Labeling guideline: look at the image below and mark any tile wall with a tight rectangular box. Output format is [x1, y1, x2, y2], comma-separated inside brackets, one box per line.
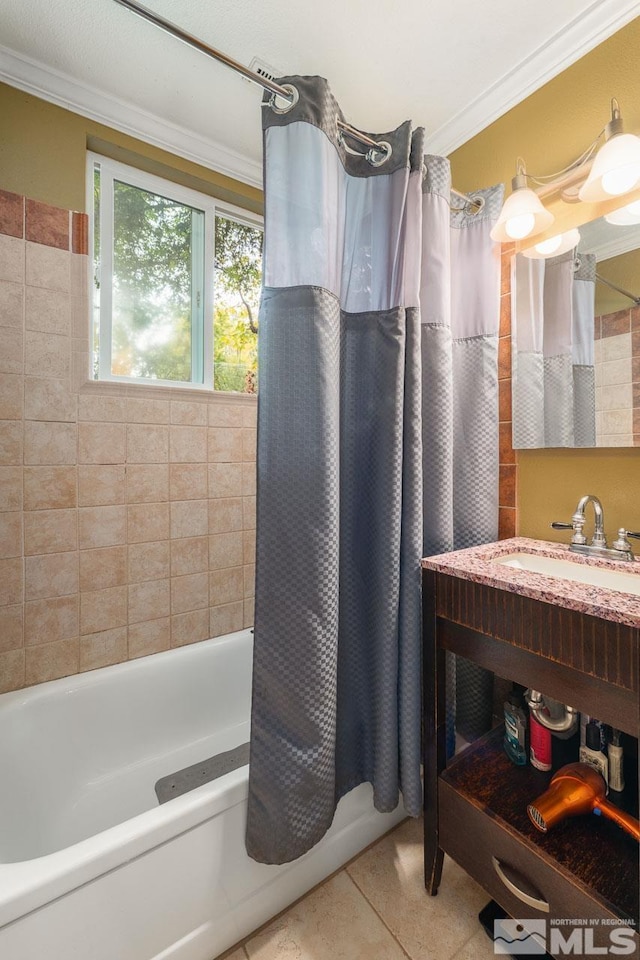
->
[0, 189, 256, 692]
[498, 244, 517, 539]
[593, 306, 640, 446]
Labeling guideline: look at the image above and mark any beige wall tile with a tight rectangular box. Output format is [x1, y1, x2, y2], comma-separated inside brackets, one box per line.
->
[25, 637, 78, 685]
[0, 420, 23, 465]
[208, 427, 243, 462]
[127, 502, 170, 543]
[209, 601, 243, 638]
[209, 497, 243, 534]
[0, 604, 23, 651]
[243, 496, 256, 530]
[25, 595, 78, 646]
[25, 286, 69, 335]
[242, 403, 257, 428]
[0, 237, 25, 285]
[208, 462, 243, 499]
[128, 578, 170, 624]
[80, 545, 127, 591]
[171, 571, 209, 615]
[602, 332, 632, 363]
[24, 508, 76, 556]
[0, 466, 23, 511]
[209, 531, 244, 570]
[127, 423, 169, 463]
[601, 357, 632, 387]
[24, 466, 77, 510]
[243, 597, 254, 628]
[78, 394, 127, 421]
[78, 464, 125, 506]
[25, 331, 69, 379]
[24, 377, 76, 421]
[602, 408, 633, 435]
[209, 567, 243, 605]
[169, 462, 208, 501]
[126, 397, 169, 423]
[128, 617, 170, 659]
[72, 349, 90, 392]
[0, 556, 23, 605]
[171, 608, 209, 647]
[127, 540, 169, 583]
[170, 400, 208, 425]
[24, 421, 76, 464]
[0, 325, 23, 375]
[0, 280, 24, 328]
[26, 242, 70, 292]
[0, 648, 25, 692]
[71, 296, 89, 339]
[78, 422, 126, 464]
[0, 374, 23, 419]
[25, 551, 77, 600]
[169, 425, 207, 463]
[0, 511, 22, 558]
[600, 383, 632, 411]
[80, 585, 127, 634]
[242, 428, 257, 462]
[244, 564, 255, 599]
[80, 626, 127, 671]
[70, 253, 88, 299]
[78, 504, 126, 549]
[243, 529, 256, 565]
[170, 536, 208, 577]
[242, 461, 256, 497]
[170, 499, 208, 540]
[208, 404, 244, 428]
[126, 463, 169, 503]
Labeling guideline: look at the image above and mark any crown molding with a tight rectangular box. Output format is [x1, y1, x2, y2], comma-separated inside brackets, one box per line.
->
[425, 0, 640, 157]
[1, 0, 639, 186]
[0, 44, 264, 189]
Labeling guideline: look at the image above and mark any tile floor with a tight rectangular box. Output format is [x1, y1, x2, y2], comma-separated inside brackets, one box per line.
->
[218, 817, 497, 960]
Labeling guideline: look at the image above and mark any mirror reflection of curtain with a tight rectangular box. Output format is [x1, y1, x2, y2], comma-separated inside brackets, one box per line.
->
[512, 251, 596, 448]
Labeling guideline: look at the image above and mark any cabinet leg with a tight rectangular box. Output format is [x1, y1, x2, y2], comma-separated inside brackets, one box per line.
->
[425, 841, 444, 895]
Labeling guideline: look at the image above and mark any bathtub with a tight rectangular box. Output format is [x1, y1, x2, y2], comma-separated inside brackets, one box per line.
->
[0, 629, 405, 960]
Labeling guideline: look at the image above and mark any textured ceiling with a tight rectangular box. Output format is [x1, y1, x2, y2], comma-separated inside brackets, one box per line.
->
[1, 0, 639, 183]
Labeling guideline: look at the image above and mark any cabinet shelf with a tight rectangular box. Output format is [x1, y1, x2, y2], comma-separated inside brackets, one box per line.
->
[441, 726, 639, 922]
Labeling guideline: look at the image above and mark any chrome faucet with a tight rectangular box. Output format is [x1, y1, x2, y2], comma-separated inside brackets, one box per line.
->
[552, 494, 640, 562]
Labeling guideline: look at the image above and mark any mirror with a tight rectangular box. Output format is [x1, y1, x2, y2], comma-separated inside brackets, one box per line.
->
[511, 212, 640, 449]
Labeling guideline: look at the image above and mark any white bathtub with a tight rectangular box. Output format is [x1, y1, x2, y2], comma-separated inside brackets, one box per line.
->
[0, 630, 404, 960]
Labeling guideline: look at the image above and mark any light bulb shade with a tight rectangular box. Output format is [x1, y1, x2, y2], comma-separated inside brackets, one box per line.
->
[605, 199, 640, 226]
[490, 185, 554, 243]
[522, 228, 581, 260]
[578, 133, 640, 202]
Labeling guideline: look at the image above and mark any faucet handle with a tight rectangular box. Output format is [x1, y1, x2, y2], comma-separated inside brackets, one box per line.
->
[612, 529, 638, 555]
[626, 530, 640, 540]
[551, 521, 573, 530]
[551, 519, 587, 546]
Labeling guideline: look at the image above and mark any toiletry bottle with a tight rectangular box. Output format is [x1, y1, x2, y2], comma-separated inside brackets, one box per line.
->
[579, 720, 609, 792]
[504, 684, 528, 766]
[607, 729, 625, 793]
[529, 709, 552, 772]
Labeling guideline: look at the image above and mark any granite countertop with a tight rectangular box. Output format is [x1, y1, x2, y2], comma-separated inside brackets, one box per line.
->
[421, 537, 640, 629]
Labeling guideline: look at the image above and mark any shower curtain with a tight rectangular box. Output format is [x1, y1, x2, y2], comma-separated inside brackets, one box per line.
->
[512, 251, 596, 448]
[246, 76, 502, 865]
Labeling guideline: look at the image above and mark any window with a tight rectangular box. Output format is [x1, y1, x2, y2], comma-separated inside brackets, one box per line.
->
[90, 154, 262, 392]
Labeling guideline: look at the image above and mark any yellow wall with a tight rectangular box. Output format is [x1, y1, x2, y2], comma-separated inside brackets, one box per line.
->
[0, 82, 262, 215]
[450, 18, 640, 540]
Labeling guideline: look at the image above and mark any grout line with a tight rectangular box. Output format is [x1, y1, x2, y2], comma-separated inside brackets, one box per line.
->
[344, 869, 414, 960]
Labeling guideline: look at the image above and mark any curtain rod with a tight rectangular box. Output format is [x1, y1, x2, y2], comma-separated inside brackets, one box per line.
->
[595, 272, 640, 306]
[112, 0, 482, 213]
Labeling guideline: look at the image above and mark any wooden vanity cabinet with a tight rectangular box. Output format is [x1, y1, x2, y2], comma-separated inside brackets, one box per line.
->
[423, 569, 640, 943]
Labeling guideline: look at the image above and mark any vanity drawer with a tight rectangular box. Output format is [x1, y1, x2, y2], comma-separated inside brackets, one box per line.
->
[439, 778, 632, 926]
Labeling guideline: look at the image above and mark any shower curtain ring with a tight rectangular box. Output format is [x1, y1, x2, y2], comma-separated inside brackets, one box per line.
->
[367, 141, 392, 167]
[268, 83, 299, 115]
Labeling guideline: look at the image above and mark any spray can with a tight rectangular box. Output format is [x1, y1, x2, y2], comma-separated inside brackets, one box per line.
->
[529, 710, 552, 772]
[504, 684, 528, 766]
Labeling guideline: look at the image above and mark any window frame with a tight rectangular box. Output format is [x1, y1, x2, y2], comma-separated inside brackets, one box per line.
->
[87, 152, 263, 393]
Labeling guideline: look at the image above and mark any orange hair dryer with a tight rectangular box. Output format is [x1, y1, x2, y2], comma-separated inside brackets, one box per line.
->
[527, 763, 640, 841]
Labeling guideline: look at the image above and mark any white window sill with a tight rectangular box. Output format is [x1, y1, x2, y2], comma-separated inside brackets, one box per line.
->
[78, 378, 257, 405]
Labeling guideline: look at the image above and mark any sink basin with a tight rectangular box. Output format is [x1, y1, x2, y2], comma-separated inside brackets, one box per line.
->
[493, 552, 640, 597]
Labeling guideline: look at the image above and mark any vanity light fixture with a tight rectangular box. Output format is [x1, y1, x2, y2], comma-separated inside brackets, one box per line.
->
[489, 159, 554, 242]
[492, 99, 640, 245]
[521, 228, 581, 260]
[604, 198, 640, 226]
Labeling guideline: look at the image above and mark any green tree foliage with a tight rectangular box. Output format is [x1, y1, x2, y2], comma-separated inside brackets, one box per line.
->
[213, 216, 261, 392]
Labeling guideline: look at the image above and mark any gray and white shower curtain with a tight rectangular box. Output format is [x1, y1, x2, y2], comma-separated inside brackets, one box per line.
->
[512, 251, 596, 448]
[246, 76, 502, 865]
